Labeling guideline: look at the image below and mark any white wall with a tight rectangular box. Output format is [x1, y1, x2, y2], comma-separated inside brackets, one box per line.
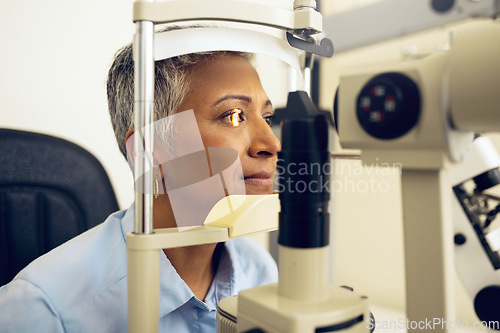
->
[0, 0, 137, 209]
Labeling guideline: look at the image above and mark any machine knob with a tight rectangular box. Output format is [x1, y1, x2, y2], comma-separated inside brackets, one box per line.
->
[474, 285, 500, 330]
[356, 72, 420, 140]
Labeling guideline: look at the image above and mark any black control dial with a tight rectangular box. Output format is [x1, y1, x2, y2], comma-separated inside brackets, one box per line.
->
[356, 72, 421, 140]
[474, 285, 500, 329]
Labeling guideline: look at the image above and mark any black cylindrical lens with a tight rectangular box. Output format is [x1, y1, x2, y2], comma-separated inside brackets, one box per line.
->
[277, 91, 330, 248]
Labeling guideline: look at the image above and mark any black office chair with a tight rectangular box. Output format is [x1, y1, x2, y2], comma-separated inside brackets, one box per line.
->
[0, 129, 119, 286]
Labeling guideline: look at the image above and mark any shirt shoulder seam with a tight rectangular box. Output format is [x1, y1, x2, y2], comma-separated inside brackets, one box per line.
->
[14, 277, 66, 332]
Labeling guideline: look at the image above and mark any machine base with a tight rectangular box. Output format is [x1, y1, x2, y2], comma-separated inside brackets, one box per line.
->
[217, 283, 370, 333]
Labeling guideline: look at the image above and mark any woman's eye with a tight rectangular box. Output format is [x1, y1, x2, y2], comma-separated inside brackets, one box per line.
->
[264, 115, 274, 127]
[227, 108, 244, 127]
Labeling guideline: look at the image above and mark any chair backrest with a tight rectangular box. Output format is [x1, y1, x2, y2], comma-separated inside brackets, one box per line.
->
[0, 129, 119, 285]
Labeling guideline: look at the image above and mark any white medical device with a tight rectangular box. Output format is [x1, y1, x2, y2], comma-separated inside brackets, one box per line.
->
[331, 1, 500, 332]
[127, 1, 372, 333]
[451, 136, 500, 327]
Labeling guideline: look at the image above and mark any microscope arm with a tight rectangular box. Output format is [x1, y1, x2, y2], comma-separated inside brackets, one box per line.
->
[324, 0, 500, 53]
[401, 169, 456, 330]
[333, 8, 500, 331]
[132, 0, 322, 33]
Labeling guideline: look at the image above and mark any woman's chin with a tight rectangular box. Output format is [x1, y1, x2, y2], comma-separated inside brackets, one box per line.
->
[243, 183, 274, 195]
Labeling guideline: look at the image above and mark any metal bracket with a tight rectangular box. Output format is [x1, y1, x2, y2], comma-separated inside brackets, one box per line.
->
[286, 32, 334, 58]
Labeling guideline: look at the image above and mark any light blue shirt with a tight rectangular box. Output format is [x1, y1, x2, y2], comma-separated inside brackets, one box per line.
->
[0, 205, 278, 332]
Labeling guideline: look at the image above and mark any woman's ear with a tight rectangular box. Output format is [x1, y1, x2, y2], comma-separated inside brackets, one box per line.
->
[125, 129, 135, 167]
[125, 128, 164, 186]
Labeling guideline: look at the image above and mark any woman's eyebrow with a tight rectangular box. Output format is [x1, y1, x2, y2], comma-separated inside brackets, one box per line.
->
[213, 95, 252, 106]
[213, 94, 273, 109]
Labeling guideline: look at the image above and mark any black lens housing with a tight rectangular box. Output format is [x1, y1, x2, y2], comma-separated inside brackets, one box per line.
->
[276, 91, 330, 248]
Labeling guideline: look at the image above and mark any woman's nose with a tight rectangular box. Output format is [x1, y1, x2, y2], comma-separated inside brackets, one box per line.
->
[248, 118, 281, 158]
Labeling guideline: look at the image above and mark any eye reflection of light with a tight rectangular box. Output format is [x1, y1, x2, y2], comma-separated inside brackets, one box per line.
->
[231, 108, 242, 127]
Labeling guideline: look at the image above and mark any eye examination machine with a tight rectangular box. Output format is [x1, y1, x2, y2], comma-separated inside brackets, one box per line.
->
[126, 0, 500, 332]
[329, 1, 500, 332]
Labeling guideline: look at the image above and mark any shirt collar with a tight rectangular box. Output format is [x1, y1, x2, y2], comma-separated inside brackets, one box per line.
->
[158, 253, 195, 316]
[203, 242, 233, 310]
[119, 202, 136, 237]
[157, 242, 240, 316]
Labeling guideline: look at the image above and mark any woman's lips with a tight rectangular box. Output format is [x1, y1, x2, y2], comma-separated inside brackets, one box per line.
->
[244, 171, 274, 187]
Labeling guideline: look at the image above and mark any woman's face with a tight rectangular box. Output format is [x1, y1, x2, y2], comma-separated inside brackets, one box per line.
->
[176, 54, 281, 195]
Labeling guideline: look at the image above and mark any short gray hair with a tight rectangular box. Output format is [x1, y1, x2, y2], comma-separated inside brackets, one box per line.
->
[107, 38, 252, 159]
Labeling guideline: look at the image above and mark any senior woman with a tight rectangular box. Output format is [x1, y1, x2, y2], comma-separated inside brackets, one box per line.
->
[0, 42, 280, 331]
